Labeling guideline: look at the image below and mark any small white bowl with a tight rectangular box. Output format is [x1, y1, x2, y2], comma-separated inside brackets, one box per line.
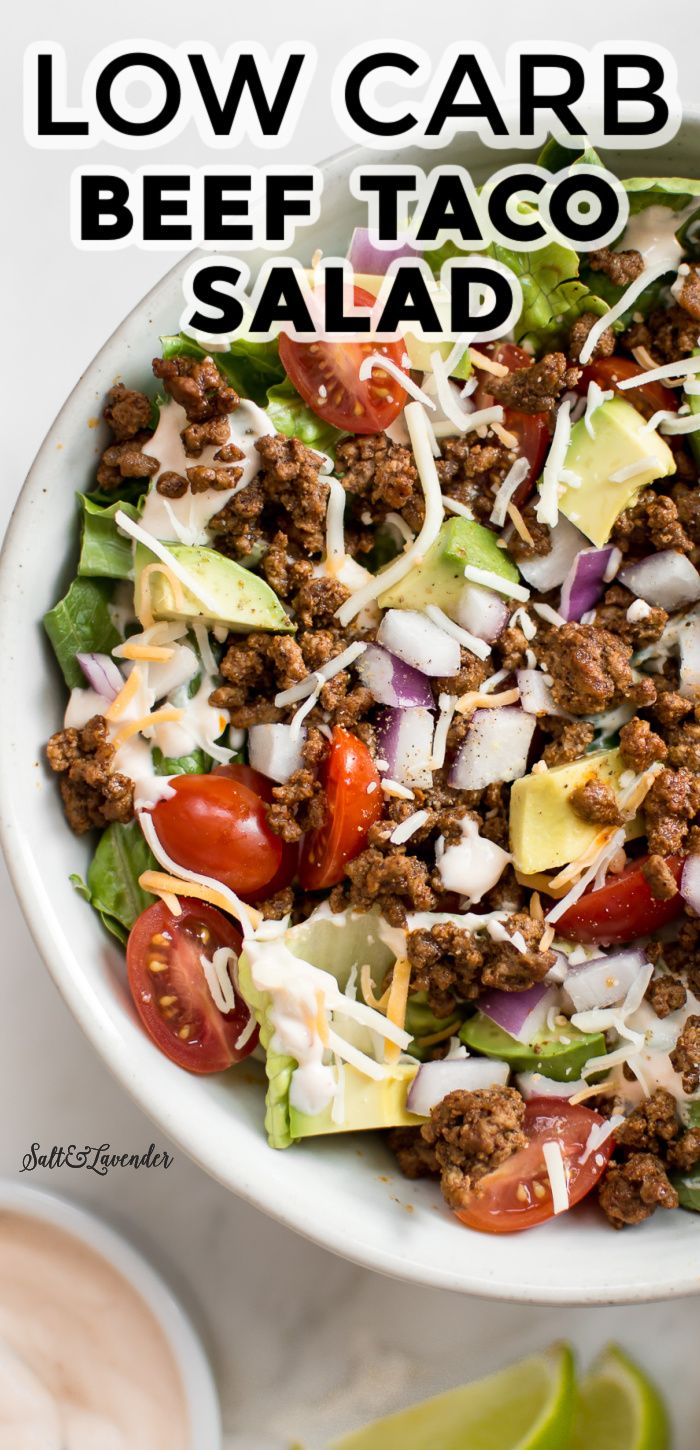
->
[3, 123, 700, 1305]
[0, 1180, 220, 1448]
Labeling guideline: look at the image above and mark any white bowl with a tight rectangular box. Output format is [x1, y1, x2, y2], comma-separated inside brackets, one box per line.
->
[0, 1180, 220, 1447]
[3, 125, 700, 1305]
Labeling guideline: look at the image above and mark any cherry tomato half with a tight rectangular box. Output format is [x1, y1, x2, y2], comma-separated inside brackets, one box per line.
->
[151, 772, 290, 901]
[279, 286, 408, 433]
[474, 342, 551, 507]
[298, 727, 382, 891]
[555, 855, 684, 945]
[213, 762, 299, 899]
[577, 355, 679, 421]
[127, 899, 257, 1074]
[455, 1099, 613, 1234]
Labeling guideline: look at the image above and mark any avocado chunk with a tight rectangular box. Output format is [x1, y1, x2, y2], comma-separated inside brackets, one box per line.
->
[378, 516, 519, 615]
[510, 747, 643, 875]
[289, 1063, 421, 1138]
[134, 541, 293, 633]
[555, 396, 675, 547]
[460, 1013, 605, 1081]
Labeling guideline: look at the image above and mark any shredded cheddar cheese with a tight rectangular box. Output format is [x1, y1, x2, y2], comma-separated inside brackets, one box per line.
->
[384, 957, 411, 1065]
[491, 421, 519, 449]
[116, 641, 176, 663]
[139, 870, 261, 932]
[455, 687, 520, 716]
[136, 562, 187, 628]
[111, 706, 184, 750]
[469, 347, 509, 377]
[360, 963, 390, 1013]
[104, 667, 143, 722]
[506, 501, 535, 545]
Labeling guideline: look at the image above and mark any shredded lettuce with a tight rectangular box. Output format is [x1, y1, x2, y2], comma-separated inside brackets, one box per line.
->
[78, 496, 138, 580]
[72, 820, 156, 943]
[44, 577, 121, 688]
[161, 331, 285, 407]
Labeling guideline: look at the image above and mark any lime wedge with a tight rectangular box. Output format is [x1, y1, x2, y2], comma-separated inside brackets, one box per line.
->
[570, 1346, 669, 1450]
[328, 1344, 574, 1450]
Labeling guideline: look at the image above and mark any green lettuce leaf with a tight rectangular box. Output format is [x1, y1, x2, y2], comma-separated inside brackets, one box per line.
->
[73, 820, 156, 943]
[43, 577, 121, 689]
[152, 745, 210, 776]
[265, 379, 345, 455]
[161, 332, 285, 407]
[427, 226, 608, 352]
[77, 496, 138, 580]
[537, 138, 604, 170]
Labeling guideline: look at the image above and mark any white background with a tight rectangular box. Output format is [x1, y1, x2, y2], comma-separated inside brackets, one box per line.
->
[3, 4, 700, 1444]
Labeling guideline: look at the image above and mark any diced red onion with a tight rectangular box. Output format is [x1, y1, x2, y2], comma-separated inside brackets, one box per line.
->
[449, 707, 535, 791]
[681, 855, 700, 915]
[516, 1072, 586, 1100]
[516, 668, 563, 718]
[559, 546, 615, 622]
[455, 583, 509, 643]
[355, 643, 434, 708]
[478, 983, 557, 1044]
[561, 948, 647, 1014]
[347, 227, 416, 276]
[407, 1057, 509, 1116]
[378, 609, 461, 677]
[76, 651, 123, 701]
[376, 706, 435, 788]
[517, 516, 588, 592]
[679, 615, 700, 697]
[248, 723, 305, 783]
[619, 551, 700, 611]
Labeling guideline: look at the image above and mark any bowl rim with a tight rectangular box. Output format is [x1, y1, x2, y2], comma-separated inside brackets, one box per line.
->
[0, 1178, 221, 1447]
[4, 128, 700, 1307]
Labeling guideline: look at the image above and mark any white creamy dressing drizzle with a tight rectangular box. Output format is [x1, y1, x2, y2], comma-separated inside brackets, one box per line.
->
[0, 1212, 188, 1450]
[607, 993, 700, 1106]
[620, 202, 700, 272]
[434, 816, 511, 905]
[139, 396, 275, 544]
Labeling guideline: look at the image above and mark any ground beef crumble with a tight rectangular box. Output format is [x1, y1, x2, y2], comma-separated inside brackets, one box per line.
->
[599, 1153, 679, 1228]
[46, 716, 134, 834]
[642, 767, 700, 855]
[593, 584, 668, 649]
[588, 247, 644, 285]
[537, 622, 654, 717]
[619, 717, 668, 773]
[623, 305, 700, 367]
[406, 915, 555, 1018]
[570, 777, 623, 826]
[541, 720, 596, 767]
[420, 1087, 527, 1211]
[612, 490, 693, 556]
[670, 1015, 700, 1094]
[489, 352, 580, 415]
[209, 434, 330, 560]
[387, 1127, 439, 1180]
[569, 310, 616, 362]
[641, 854, 680, 900]
[336, 433, 422, 532]
[645, 972, 687, 1018]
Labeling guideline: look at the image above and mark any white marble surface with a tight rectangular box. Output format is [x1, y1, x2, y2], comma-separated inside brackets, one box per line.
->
[4, 3, 700, 1444]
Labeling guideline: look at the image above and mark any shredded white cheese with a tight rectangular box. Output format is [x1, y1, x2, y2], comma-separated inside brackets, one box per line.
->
[424, 604, 491, 660]
[274, 641, 367, 707]
[429, 349, 475, 431]
[430, 692, 458, 769]
[609, 456, 664, 484]
[199, 946, 237, 1014]
[325, 478, 347, 565]
[389, 810, 430, 845]
[546, 827, 626, 926]
[358, 353, 436, 410]
[490, 457, 530, 527]
[532, 602, 566, 627]
[335, 403, 446, 627]
[443, 495, 475, 521]
[578, 263, 674, 365]
[584, 380, 615, 438]
[542, 1140, 569, 1215]
[616, 353, 700, 389]
[463, 566, 530, 603]
[536, 400, 571, 528]
[578, 1116, 625, 1165]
